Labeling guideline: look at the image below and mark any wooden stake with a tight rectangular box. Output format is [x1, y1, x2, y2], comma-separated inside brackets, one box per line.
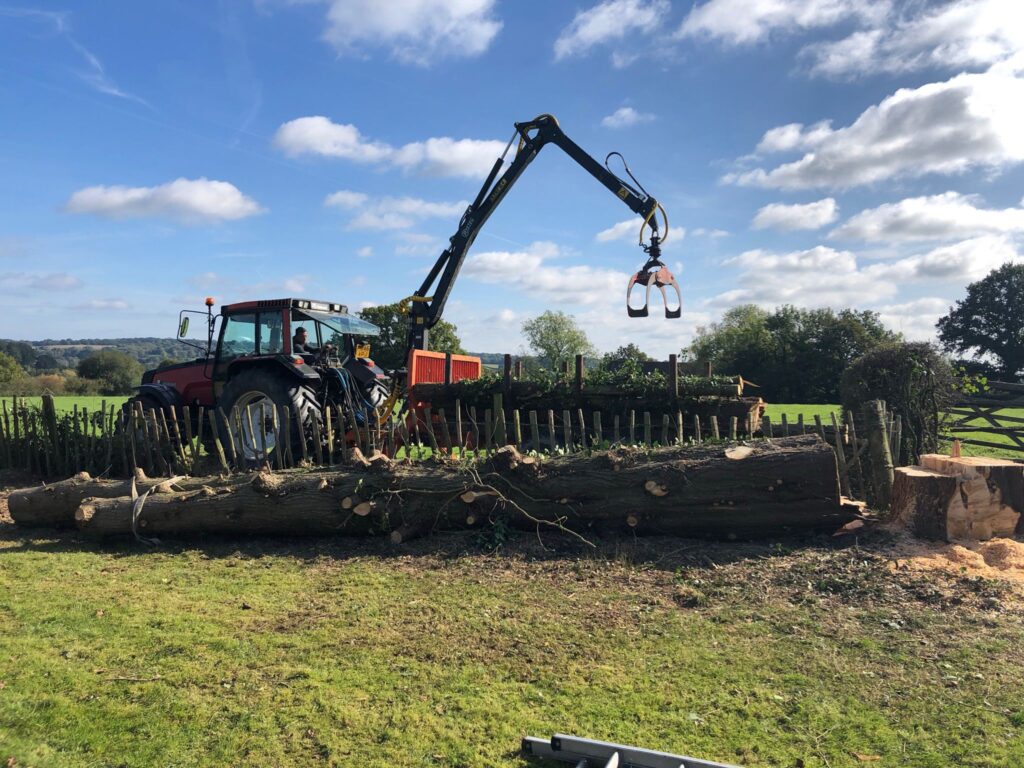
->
[208, 411, 231, 472]
[643, 411, 652, 447]
[762, 415, 773, 439]
[563, 409, 572, 450]
[438, 407, 452, 453]
[730, 416, 738, 440]
[593, 411, 603, 447]
[661, 414, 670, 446]
[455, 399, 463, 454]
[693, 414, 702, 444]
[781, 413, 789, 437]
[529, 410, 540, 453]
[547, 409, 556, 453]
[629, 410, 636, 445]
[677, 410, 684, 445]
[830, 411, 851, 498]
[613, 414, 620, 445]
[513, 409, 523, 448]
[577, 409, 587, 450]
[711, 415, 720, 440]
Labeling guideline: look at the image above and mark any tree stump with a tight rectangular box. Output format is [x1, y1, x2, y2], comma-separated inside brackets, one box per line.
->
[893, 455, 1024, 541]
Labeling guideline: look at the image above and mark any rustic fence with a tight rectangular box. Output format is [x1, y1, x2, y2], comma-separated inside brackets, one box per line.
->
[0, 393, 770, 480]
[945, 381, 1024, 455]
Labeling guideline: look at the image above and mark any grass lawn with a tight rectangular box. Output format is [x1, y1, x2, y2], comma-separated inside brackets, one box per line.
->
[0, 396, 129, 415]
[0, 512, 1021, 768]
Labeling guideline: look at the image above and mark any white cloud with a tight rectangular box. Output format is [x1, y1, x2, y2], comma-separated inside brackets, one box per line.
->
[725, 66, 1024, 189]
[74, 298, 131, 310]
[324, 190, 369, 209]
[803, 0, 1024, 79]
[752, 198, 838, 231]
[831, 191, 1024, 242]
[596, 219, 642, 242]
[1, 8, 149, 106]
[692, 227, 729, 238]
[65, 178, 264, 223]
[273, 117, 393, 163]
[356, 246, 374, 258]
[677, 0, 887, 46]
[755, 120, 833, 154]
[394, 232, 443, 256]
[464, 241, 629, 306]
[870, 235, 1022, 283]
[313, 0, 501, 65]
[274, 116, 503, 179]
[325, 190, 466, 230]
[712, 237, 1021, 311]
[554, 0, 669, 61]
[601, 107, 655, 129]
[873, 297, 952, 341]
[0, 272, 83, 291]
[389, 137, 505, 178]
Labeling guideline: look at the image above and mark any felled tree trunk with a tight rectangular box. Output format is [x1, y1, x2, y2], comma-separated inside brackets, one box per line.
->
[7, 471, 232, 528]
[893, 455, 1024, 541]
[71, 435, 849, 541]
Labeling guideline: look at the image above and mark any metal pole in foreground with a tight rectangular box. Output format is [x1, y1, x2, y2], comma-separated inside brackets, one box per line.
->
[522, 734, 743, 768]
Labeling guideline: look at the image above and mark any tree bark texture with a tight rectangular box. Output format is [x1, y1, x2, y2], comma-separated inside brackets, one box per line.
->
[57, 436, 850, 541]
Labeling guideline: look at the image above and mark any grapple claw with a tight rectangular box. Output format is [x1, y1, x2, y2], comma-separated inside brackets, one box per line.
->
[627, 261, 682, 319]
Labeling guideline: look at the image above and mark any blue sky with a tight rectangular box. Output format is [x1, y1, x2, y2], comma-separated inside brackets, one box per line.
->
[1, 0, 1023, 357]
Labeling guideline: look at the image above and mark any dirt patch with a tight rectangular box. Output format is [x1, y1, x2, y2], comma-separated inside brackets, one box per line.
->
[883, 529, 1024, 588]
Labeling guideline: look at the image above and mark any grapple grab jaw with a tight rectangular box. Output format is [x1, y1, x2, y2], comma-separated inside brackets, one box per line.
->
[626, 256, 682, 319]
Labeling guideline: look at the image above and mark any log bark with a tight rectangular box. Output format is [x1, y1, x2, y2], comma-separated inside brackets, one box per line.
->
[893, 456, 1024, 540]
[70, 436, 849, 541]
[8, 470, 232, 528]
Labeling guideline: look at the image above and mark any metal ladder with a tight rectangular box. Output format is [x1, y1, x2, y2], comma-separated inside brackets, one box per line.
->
[522, 733, 743, 768]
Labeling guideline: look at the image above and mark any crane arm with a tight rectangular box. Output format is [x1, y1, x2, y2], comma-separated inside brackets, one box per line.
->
[403, 114, 676, 354]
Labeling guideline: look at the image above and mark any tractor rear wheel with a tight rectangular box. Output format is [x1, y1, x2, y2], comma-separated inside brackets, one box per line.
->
[217, 367, 322, 466]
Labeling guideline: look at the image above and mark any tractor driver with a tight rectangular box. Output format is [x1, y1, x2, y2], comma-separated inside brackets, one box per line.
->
[292, 326, 320, 355]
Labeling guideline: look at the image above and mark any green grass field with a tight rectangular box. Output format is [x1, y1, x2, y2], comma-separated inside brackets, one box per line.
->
[0, 526, 1021, 768]
[0, 396, 129, 415]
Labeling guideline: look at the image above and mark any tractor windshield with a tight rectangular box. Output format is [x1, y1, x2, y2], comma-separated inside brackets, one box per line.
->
[297, 309, 380, 338]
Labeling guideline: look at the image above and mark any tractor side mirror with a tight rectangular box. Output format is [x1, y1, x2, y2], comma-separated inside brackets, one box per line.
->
[178, 316, 190, 338]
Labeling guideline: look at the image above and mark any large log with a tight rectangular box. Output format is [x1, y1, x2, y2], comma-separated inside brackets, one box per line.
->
[8, 470, 233, 528]
[72, 436, 850, 541]
[893, 455, 1024, 540]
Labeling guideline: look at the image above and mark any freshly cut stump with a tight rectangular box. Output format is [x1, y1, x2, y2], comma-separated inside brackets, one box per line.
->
[893, 455, 1024, 541]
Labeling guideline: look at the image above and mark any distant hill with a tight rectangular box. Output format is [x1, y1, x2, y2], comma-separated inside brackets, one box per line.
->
[2, 338, 189, 371]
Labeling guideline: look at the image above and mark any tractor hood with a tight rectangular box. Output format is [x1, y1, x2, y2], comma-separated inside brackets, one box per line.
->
[297, 308, 380, 337]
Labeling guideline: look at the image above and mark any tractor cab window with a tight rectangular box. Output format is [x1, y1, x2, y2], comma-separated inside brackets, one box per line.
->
[258, 312, 284, 354]
[220, 313, 257, 359]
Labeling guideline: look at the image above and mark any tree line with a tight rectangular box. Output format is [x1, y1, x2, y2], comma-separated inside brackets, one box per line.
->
[1, 264, 1020, 399]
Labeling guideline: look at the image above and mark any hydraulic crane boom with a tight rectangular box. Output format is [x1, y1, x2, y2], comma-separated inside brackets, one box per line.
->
[404, 114, 680, 355]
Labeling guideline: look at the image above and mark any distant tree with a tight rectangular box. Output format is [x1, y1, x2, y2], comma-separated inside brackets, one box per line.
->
[937, 263, 1024, 379]
[0, 340, 36, 368]
[687, 304, 899, 402]
[600, 343, 651, 371]
[0, 351, 25, 389]
[522, 311, 595, 370]
[357, 302, 466, 370]
[33, 353, 60, 371]
[77, 350, 142, 395]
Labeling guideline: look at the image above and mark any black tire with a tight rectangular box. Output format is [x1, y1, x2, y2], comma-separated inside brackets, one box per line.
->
[217, 367, 322, 466]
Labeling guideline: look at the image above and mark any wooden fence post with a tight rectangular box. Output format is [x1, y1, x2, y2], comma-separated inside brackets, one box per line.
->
[862, 399, 895, 509]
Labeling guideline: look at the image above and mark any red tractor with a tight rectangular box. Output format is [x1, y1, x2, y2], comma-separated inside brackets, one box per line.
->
[129, 114, 678, 462]
[134, 297, 394, 463]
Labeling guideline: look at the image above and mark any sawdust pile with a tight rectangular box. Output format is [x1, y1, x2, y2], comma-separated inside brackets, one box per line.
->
[886, 530, 1024, 588]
